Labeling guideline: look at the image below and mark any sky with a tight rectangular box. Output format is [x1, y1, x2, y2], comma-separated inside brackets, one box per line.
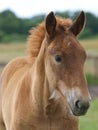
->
[0, 0, 98, 18]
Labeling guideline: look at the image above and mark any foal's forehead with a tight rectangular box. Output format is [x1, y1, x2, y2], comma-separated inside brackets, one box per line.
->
[52, 32, 85, 54]
[47, 30, 86, 61]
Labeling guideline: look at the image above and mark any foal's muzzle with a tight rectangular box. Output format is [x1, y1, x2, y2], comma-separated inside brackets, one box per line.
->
[71, 100, 90, 116]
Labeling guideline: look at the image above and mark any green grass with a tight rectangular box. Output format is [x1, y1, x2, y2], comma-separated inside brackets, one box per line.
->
[81, 38, 98, 50]
[0, 42, 26, 73]
[81, 38, 98, 77]
[80, 99, 98, 130]
[86, 73, 98, 85]
[0, 42, 26, 62]
[81, 38, 98, 49]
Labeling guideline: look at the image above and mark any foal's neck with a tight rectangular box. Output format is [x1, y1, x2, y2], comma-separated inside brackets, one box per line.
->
[30, 40, 46, 114]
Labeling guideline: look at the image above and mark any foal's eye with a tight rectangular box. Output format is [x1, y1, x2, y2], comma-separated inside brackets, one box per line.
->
[55, 55, 62, 63]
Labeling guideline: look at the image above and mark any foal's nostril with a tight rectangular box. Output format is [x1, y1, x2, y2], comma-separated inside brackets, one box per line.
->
[75, 100, 80, 109]
[75, 100, 90, 110]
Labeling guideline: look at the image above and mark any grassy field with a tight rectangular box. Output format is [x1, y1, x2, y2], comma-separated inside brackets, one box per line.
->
[80, 99, 98, 130]
[0, 38, 98, 74]
[0, 42, 26, 62]
[81, 38, 98, 51]
[0, 42, 26, 73]
[81, 38, 98, 76]
[0, 38, 98, 60]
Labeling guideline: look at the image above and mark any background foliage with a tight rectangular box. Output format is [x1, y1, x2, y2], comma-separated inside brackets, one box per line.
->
[0, 10, 98, 42]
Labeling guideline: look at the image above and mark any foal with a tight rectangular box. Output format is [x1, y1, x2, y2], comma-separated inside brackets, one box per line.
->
[0, 11, 91, 130]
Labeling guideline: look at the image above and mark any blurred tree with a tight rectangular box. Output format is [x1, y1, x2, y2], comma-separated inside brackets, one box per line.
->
[86, 12, 98, 34]
[0, 10, 20, 34]
[0, 9, 98, 42]
[55, 11, 70, 18]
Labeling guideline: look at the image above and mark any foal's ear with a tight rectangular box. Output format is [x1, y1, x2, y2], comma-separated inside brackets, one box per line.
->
[46, 12, 56, 37]
[69, 11, 86, 36]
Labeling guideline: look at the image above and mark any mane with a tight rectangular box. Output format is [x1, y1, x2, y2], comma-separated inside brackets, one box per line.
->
[27, 16, 72, 62]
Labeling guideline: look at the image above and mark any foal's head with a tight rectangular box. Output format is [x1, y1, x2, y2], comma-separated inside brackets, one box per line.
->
[44, 11, 91, 116]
